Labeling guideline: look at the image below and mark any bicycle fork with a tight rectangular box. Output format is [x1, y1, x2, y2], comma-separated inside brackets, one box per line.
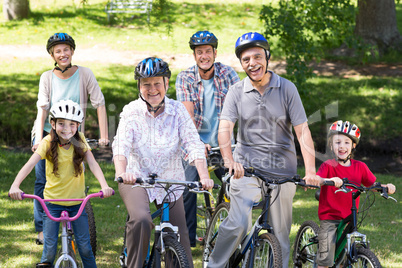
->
[55, 220, 77, 268]
[346, 231, 368, 264]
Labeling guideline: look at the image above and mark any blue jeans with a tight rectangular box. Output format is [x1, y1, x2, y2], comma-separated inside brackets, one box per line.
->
[41, 203, 96, 267]
[33, 133, 48, 232]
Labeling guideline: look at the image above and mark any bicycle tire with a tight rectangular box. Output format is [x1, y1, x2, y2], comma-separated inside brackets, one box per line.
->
[149, 235, 190, 268]
[244, 232, 282, 268]
[293, 220, 320, 268]
[203, 202, 230, 266]
[339, 247, 381, 268]
[85, 200, 97, 257]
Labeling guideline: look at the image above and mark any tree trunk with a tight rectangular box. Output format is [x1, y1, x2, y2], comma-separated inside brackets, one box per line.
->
[3, 0, 30, 21]
[355, 0, 402, 53]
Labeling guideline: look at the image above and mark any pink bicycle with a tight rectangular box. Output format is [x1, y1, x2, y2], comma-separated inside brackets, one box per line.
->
[17, 191, 112, 268]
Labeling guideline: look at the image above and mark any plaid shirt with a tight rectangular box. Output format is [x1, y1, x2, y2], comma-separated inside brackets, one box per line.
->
[175, 62, 240, 131]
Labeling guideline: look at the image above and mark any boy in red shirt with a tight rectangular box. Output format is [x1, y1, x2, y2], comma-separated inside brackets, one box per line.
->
[316, 120, 396, 268]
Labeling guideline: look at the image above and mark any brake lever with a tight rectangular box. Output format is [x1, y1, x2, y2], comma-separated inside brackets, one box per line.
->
[335, 188, 350, 194]
[381, 193, 397, 202]
[131, 184, 154, 189]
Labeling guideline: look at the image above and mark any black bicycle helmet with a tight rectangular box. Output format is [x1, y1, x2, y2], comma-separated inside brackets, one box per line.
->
[189, 31, 218, 50]
[46, 33, 76, 54]
[134, 57, 171, 80]
[235, 32, 270, 59]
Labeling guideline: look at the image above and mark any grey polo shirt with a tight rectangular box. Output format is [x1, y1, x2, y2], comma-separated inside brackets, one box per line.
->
[220, 72, 307, 177]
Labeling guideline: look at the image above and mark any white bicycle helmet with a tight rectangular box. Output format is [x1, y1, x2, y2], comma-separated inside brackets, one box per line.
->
[328, 120, 361, 144]
[49, 100, 84, 123]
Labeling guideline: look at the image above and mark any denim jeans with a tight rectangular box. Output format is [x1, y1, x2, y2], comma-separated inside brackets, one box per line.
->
[33, 132, 48, 233]
[41, 202, 96, 267]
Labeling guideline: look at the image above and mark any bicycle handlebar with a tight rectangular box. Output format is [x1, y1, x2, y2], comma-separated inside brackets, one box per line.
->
[117, 176, 220, 190]
[223, 166, 319, 188]
[17, 191, 114, 222]
[322, 178, 397, 201]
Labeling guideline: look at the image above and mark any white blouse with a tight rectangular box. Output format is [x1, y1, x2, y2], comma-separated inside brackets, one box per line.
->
[112, 97, 205, 204]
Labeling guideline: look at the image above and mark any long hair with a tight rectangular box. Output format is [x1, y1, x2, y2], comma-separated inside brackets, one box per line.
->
[46, 119, 86, 177]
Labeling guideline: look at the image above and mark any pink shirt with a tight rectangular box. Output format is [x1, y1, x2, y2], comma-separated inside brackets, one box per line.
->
[112, 97, 205, 204]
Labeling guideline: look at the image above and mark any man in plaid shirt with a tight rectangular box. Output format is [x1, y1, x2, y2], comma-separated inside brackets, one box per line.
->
[176, 30, 240, 247]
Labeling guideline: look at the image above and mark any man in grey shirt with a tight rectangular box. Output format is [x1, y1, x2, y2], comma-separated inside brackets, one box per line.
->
[207, 32, 319, 268]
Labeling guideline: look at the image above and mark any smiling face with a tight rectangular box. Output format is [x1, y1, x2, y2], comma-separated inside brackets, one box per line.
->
[51, 118, 79, 143]
[139, 76, 168, 106]
[240, 47, 269, 83]
[50, 44, 74, 68]
[193, 45, 216, 71]
[331, 134, 356, 163]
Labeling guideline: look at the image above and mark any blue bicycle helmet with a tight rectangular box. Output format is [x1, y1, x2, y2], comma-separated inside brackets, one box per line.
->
[135, 57, 171, 80]
[47, 33, 76, 53]
[189, 31, 218, 50]
[235, 32, 270, 59]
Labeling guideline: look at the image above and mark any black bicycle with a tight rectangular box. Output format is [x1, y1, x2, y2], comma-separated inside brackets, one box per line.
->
[203, 168, 313, 268]
[293, 178, 397, 268]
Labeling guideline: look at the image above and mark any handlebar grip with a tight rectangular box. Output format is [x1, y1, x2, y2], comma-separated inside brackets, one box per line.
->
[117, 177, 144, 184]
[322, 180, 335, 186]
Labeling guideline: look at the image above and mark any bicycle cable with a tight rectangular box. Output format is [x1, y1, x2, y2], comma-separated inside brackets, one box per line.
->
[357, 190, 376, 229]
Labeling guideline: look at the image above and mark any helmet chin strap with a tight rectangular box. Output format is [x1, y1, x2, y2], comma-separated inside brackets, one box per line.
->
[54, 62, 72, 74]
[337, 148, 356, 164]
[198, 63, 214, 74]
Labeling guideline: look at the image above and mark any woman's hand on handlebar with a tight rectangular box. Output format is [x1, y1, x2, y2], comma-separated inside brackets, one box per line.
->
[200, 176, 214, 190]
[117, 173, 137, 185]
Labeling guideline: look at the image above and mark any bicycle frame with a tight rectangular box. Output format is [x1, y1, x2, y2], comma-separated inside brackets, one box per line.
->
[20, 192, 106, 268]
[229, 172, 307, 268]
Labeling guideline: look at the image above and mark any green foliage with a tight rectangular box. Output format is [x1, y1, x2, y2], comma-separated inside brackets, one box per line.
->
[260, 0, 357, 93]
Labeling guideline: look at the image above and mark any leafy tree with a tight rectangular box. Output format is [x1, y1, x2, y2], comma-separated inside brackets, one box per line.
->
[260, 0, 402, 93]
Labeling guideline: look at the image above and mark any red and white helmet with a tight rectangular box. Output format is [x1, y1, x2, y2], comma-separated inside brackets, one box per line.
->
[328, 120, 361, 144]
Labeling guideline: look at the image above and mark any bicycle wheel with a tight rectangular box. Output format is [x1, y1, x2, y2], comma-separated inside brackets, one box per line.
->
[245, 233, 282, 268]
[340, 247, 381, 268]
[150, 235, 190, 268]
[85, 200, 97, 257]
[293, 220, 320, 268]
[203, 202, 230, 266]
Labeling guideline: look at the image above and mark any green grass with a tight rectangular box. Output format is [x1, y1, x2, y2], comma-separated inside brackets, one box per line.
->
[1, 149, 401, 267]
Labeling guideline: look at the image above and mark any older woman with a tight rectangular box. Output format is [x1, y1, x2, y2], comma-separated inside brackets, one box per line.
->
[112, 57, 214, 268]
